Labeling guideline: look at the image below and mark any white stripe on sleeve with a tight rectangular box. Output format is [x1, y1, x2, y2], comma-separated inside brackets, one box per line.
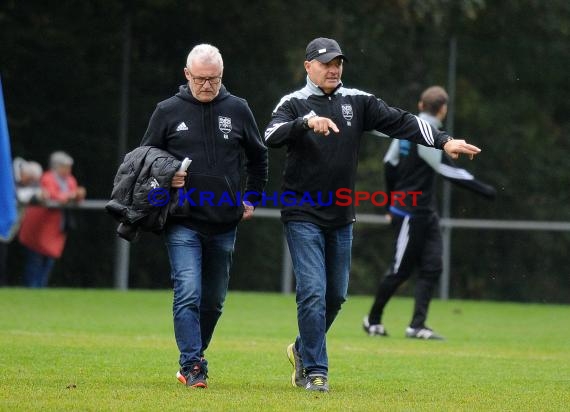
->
[438, 164, 475, 180]
[415, 116, 434, 146]
[264, 122, 287, 141]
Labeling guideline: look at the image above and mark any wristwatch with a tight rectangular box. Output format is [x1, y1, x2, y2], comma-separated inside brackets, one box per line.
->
[441, 136, 454, 149]
[302, 113, 317, 130]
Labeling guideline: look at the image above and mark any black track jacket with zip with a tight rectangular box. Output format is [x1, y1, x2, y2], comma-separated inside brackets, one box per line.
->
[383, 112, 496, 217]
[141, 84, 268, 235]
[264, 76, 453, 228]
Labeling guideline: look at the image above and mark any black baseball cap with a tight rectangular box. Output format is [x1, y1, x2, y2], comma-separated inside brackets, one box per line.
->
[305, 37, 347, 63]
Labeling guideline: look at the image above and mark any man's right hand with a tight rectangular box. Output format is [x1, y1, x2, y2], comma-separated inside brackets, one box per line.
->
[171, 171, 186, 188]
[307, 116, 340, 136]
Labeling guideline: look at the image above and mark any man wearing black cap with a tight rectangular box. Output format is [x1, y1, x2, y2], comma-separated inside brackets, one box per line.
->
[264, 37, 482, 392]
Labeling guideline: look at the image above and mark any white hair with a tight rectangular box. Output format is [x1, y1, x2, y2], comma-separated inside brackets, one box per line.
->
[186, 44, 224, 72]
[13, 157, 43, 183]
[23, 161, 43, 180]
[49, 151, 74, 169]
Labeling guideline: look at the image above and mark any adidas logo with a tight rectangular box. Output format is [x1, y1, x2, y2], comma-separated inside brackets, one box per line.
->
[176, 122, 188, 131]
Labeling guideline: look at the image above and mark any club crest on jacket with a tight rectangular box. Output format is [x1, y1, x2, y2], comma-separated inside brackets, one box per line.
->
[341, 104, 353, 126]
[218, 116, 232, 139]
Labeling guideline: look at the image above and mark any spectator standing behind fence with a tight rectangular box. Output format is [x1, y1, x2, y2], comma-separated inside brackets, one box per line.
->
[0, 158, 44, 286]
[139, 44, 268, 389]
[13, 157, 44, 205]
[264, 38, 483, 392]
[18, 151, 86, 288]
[363, 86, 496, 340]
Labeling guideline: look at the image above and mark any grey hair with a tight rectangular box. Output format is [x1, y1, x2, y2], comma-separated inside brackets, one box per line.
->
[186, 44, 224, 72]
[49, 151, 74, 169]
[13, 157, 43, 182]
[23, 161, 43, 180]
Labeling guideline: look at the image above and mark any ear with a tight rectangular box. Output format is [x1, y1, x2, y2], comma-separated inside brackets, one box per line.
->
[437, 104, 448, 120]
[418, 101, 424, 112]
[183, 67, 192, 82]
[304, 60, 311, 72]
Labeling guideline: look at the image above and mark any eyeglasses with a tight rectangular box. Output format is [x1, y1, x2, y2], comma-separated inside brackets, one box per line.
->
[189, 72, 222, 86]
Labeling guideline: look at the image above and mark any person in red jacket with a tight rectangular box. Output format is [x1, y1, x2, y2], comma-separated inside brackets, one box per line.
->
[18, 151, 86, 287]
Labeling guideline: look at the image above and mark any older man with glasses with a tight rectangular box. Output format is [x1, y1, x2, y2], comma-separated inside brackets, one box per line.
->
[140, 44, 268, 389]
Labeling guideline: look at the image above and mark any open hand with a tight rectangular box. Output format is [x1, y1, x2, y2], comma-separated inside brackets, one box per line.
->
[444, 139, 481, 160]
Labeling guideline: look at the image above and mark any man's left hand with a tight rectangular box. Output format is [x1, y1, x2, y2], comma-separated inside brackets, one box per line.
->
[443, 139, 481, 160]
[242, 202, 255, 221]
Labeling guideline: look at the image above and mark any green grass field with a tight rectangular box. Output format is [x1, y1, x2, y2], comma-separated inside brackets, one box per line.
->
[0, 289, 568, 411]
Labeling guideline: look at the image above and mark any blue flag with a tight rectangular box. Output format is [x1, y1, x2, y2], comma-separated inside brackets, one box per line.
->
[0, 76, 17, 240]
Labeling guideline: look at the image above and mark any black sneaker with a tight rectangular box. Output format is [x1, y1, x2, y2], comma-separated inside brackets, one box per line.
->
[305, 374, 329, 392]
[405, 327, 444, 340]
[286, 343, 306, 387]
[363, 316, 388, 337]
[176, 362, 208, 388]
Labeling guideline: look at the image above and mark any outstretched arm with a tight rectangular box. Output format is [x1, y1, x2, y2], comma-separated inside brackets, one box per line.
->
[418, 145, 496, 199]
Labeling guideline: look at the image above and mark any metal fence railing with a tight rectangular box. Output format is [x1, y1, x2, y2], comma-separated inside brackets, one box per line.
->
[59, 200, 570, 297]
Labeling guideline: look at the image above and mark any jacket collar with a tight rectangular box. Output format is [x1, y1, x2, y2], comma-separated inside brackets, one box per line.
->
[418, 112, 442, 128]
[305, 75, 343, 96]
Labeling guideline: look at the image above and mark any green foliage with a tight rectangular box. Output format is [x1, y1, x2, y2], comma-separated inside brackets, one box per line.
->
[1, 289, 569, 411]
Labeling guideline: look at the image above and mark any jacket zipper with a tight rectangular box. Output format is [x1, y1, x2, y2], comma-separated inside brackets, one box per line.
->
[202, 103, 215, 168]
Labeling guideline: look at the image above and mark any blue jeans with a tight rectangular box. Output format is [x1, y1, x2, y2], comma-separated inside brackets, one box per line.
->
[164, 224, 236, 371]
[284, 221, 353, 376]
[23, 247, 55, 288]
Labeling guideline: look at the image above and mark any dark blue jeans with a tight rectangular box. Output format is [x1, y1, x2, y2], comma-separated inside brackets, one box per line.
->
[23, 247, 55, 288]
[284, 221, 353, 376]
[164, 224, 236, 371]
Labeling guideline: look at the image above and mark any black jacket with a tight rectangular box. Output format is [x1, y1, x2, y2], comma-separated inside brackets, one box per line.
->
[140, 84, 268, 234]
[264, 76, 452, 228]
[384, 112, 496, 216]
[106, 146, 181, 239]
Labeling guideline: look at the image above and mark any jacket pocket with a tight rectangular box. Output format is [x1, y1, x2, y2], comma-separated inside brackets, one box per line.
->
[171, 173, 243, 224]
